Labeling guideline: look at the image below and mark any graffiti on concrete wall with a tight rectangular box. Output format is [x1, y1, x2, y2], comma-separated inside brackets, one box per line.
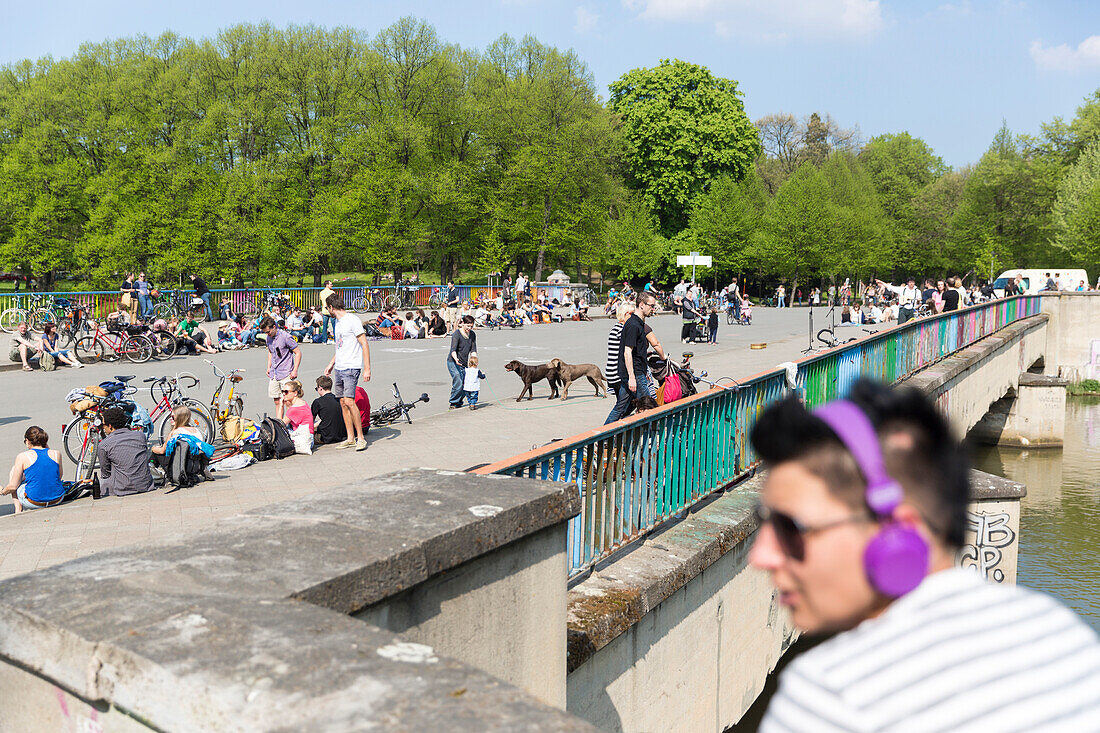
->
[957, 511, 1016, 583]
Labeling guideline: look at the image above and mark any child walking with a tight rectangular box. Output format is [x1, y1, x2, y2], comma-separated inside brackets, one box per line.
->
[707, 307, 719, 344]
[463, 355, 486, 410]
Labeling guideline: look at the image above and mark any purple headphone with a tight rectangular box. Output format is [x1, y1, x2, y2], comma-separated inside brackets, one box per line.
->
[812, 400, 929, 597]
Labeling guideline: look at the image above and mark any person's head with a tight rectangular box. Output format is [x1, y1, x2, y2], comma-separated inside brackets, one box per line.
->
[924, 279, 933, 288]
[468, 354, 479, 368]
[170, 405, 192, 430]
[326, 293, 345, 312]
[24, 426, 49, 448]
[448, 281, 454, 288]
[139, 271, 146, 280]
[748, 380, 969, 635]
[324, 280, 333, 288]
[281, 380, 303, 401]
[405, 311, 414, 320]
[258, 316, 278, 336]
[1045, 272, 1051, 278]
[937, 280, 945, 291]
[234, 315, 245, 327]
[102, 407, 129, 433]
[316, 375, 333, 394]
[189, 273, 197, 281]
[906, 277, 915, 286]
[42, 322, 55, 336]
[460, 315, 474, 330]
[635, 292, 657, 318]
[16, 321, 28, 335]
[430, 310, 440, 320]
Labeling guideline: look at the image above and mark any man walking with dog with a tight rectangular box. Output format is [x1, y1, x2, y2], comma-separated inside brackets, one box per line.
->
[606, 293, 656, 423]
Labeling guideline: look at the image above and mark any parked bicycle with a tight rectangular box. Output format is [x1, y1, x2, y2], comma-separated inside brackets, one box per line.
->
[62, 377, 139, 480]
[427, 287, 445, 309]
[0, 293, 57, 333]
[150, 288, 208, 323]
[143, 373, 216, 444]
[203, 359, 245, 430]
[384, 280, 421, 310]
[370, 383, 430, 426]
[75, 323, 155, 364]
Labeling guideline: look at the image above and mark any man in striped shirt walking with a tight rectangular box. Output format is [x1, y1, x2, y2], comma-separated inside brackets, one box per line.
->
[748, 380, 1099, 732]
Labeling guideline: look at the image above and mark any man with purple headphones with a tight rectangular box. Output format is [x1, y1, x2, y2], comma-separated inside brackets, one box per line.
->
[748, 379, 1099, 731]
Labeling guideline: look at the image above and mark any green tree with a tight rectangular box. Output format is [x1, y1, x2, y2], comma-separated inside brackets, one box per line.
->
[688, 170, 768, 276]
[1052, 142, 1100, 272]
[609, 59, 759, 236]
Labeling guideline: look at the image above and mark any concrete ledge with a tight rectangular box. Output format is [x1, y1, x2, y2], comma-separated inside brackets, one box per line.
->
[567, 477, 763, 673]
[969, 468, 1026, 500]
[1018, 372, 1068, 387]
[899, 314, 1048, 394]
[0, 469, 590, 731]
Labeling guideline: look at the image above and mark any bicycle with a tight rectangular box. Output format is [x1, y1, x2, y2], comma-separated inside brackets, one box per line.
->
[62, 377, 139, 480]
[143, 373, 216, 444]
[151, 289, 208, 323]
[384, 281, 421, 310]
[75, 323, 155, 364]
[370, 383, 430, 426]
[816, 326, 859, 348]
[0, 293, 56, 333]
[203, 359, 245, 431]
[427, 287, 445, 309]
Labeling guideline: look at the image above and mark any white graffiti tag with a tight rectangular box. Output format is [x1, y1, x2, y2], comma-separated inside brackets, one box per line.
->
[957, 511, 1015, 583]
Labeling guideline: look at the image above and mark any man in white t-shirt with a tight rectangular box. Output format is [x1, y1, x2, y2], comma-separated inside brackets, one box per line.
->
[323, 294, 371, 451]
[749, 381, 1100, 732]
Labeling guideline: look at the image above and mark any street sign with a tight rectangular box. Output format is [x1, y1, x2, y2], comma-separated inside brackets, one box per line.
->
[676, 253, 712, 282]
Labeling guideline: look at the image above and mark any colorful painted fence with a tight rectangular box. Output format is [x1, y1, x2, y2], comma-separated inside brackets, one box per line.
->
[0, 285, 505, 321]
[472, 295, 1043, 579]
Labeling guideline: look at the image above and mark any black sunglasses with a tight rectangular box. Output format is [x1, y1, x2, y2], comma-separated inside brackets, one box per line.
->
[754, 504, 868, 561]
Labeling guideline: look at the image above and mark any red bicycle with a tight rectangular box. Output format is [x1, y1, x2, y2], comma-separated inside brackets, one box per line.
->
[76, 324, 154, 364]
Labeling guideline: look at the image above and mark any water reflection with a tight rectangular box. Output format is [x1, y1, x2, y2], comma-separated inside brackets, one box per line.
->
[971, 396, 1100, 630]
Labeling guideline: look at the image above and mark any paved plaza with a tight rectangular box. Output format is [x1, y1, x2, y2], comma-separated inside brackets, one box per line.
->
[0, 306, 842, 578]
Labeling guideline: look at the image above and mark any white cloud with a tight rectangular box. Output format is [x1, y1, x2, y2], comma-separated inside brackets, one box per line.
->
[1030, 36, 1100, 72]
[575, 6, 599, 33]
[624, 0, 884, 39]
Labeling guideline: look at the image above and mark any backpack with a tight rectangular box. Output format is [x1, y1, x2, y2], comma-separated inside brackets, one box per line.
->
[222, 415, 258, 443]
[258, 415, 295, 459]
[167, 441, 209, 488]
[40, 350, 56, 371]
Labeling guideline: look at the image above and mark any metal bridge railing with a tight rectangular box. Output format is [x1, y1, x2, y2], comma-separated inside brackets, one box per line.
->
[472, 295, 1043, 579]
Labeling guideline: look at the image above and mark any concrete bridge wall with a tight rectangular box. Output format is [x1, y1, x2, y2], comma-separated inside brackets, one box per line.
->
[1039, 292, 1100, 381]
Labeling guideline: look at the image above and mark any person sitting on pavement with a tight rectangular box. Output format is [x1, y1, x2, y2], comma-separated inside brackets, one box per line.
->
[98, 407, 157, 496]
[473, 303, 491, 328]
[281, 379, 314, 452]
[354, 386, 372, 435]
[176, 316, 217, 354]
[9, 321, 41, 371]
[2, 426, 65, 512]
[219, 296, 235, 321]
[376, 307, 399, 329]
[216, 322, 244, 350]
[40, 322, 83, 368]
[285, 309, 309, 342]
[311, 375, 347, 446]
[307, 307, 324, 338]
[150, 405, 214, 481]
[403, 311, 424, 339]
[427, 310, 447, 338]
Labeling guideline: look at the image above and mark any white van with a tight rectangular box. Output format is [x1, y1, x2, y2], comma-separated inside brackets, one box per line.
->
[992, 269, 1090, 297]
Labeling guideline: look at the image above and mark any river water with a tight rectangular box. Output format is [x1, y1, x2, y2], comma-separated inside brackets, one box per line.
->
[971, 396, 1100, 631]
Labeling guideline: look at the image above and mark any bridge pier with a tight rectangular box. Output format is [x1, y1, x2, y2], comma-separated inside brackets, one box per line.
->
[970, 373, 1068, 448]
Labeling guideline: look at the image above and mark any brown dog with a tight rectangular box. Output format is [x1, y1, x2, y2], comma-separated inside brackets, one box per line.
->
[547, 358, 607, 400]
[504, 360, 561, 401]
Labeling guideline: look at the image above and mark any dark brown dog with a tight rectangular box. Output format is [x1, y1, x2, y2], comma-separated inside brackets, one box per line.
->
[504, 360, 561, 401]
[547, 358, 607, 400]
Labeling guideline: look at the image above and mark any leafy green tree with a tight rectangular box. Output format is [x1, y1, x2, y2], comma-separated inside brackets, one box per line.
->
[688, 171, 768, 276]
[609, 59, 759, 236]
[755, 163, 833, 294]
[1052, 142, 1100, 272]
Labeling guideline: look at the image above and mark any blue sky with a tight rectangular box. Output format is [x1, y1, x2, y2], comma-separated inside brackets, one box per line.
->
[3, 0, 1099, 166]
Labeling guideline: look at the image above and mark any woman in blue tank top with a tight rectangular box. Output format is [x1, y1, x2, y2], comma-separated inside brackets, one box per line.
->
[3, 426, 65, 513]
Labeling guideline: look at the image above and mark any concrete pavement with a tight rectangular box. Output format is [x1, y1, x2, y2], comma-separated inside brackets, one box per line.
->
[0, 307, 844, 579]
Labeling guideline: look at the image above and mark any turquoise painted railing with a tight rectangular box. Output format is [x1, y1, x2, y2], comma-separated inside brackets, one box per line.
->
[0, 285, 504, 320]
[473, 295, 1043, 578]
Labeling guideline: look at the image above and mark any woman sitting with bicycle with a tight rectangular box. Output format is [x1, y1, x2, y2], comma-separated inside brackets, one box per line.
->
[2, 426, 66, 513]
[151, 406, 215, 482]
[40, 322, 84, 369]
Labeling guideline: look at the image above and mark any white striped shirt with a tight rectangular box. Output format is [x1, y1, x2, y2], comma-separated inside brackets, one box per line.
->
[606, 323, 624, 386]
[761, 568, 1100, 733]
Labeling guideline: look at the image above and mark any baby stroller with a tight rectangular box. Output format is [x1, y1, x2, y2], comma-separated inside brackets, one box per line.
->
[683, 316, 708, 344]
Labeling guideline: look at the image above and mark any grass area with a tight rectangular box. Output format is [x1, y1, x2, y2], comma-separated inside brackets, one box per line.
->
[1068, 378, 1100, 396]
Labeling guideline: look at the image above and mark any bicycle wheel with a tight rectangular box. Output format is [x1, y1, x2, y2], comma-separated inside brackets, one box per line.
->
[122, 335, 154, 363]
[383, 293, 400, 310]
[428, 294, 444, 309]
[181, 398, 216, 443]
[63, 417, 94, 465]
[77, 429, 101, 482]
[151, 331, 178, 359]
[350, 295, 366, 312]
[817, 328, 837, 347]
[188, 306, 207, 324]
[76, 335, 112, 364]
[211, 444, 242, 462]
[151, 303, 173, 320]
[29, 308, 56, 332]
[0, 308, 27, 332]
[228, 396, 244, 419]
[726, 310, 735, 325]
[371, 402, 399, 426]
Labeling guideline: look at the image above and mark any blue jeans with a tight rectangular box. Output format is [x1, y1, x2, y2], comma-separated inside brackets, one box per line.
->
[464, 390, 479, 407]
[604, 371, 650, 424]
[447, 360, 465, 406]
[200, 293, 213, 321]
[777, 296, 785, 308]
[137, 293, 152, 319]
[321, 314, 335, 341]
